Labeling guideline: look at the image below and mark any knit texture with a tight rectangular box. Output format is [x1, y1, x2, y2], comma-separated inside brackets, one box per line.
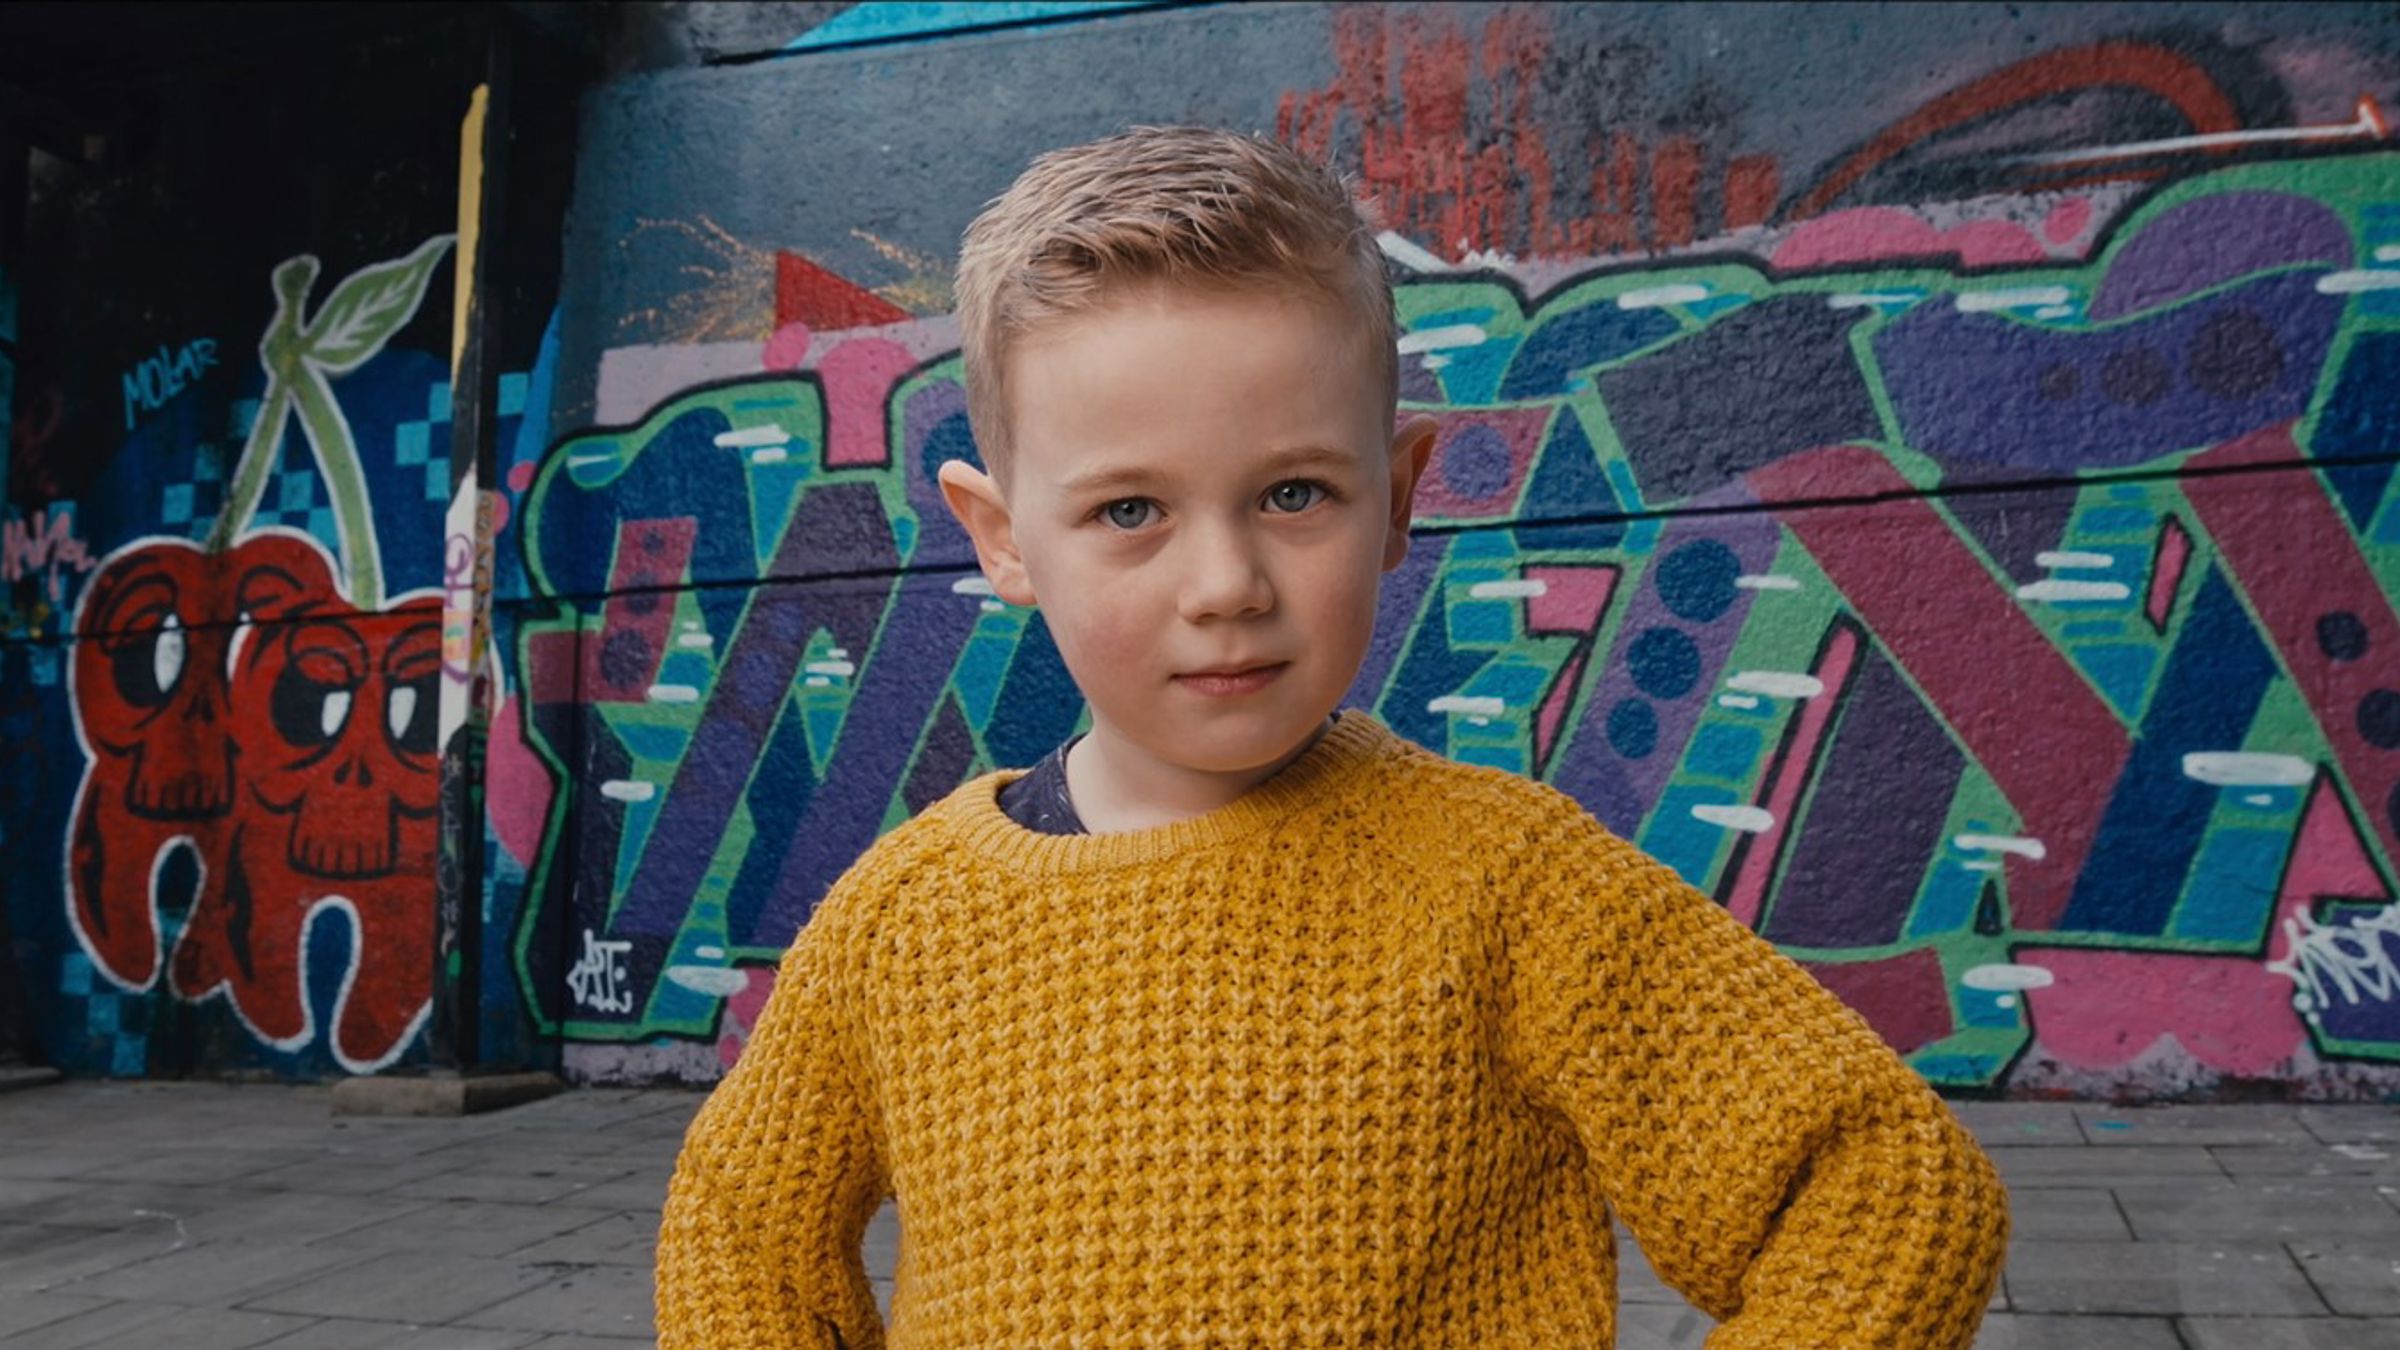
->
[657, 712, 2009, 1348]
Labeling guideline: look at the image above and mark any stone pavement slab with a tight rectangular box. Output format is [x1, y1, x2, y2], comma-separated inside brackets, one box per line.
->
[4, 1084, 2400, 1346]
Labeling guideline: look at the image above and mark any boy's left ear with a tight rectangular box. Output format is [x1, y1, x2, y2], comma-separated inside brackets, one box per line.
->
[1382, 413, 1438, 572]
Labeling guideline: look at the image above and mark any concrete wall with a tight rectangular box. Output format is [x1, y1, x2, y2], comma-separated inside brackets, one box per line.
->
[9, 1, 2400, 1100]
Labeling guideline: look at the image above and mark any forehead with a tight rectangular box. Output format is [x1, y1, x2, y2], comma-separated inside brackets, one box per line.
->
[1003, 284, 1386, 488]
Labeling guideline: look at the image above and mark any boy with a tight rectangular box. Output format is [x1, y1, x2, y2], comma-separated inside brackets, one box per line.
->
[657, 126, 2009, 1348]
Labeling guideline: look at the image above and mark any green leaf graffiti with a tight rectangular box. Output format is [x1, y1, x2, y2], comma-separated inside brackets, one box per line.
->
[208, 236, 456, 607]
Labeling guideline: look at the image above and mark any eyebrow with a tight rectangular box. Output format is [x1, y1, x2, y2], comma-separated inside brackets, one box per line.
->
[1055, 444, 1360, 498]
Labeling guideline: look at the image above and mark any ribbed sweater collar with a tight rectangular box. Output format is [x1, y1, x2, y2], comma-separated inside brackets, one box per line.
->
[935, 711, 1404, 877]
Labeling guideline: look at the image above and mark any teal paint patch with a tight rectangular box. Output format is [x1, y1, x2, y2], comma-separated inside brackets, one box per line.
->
[2072, 643, 2158, 719]
[1912, 1052, 2003, 1082]
[785, 2, 1154, 49]
[1448, 597, 1517, 646]
[1642, 785, 1736, 888]
[1959, 984, 2022, 1029]
[1908, 861, 1983, 939]
[1685, 721, 1764, 781]
[2172, 827, 2294, 944]
[615, 721, 694, 763]
[2078, 506, 2153, 535]
[1432, 335, 1522, 406]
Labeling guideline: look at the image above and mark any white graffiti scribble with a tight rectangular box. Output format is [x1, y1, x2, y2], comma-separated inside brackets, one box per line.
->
[2267, 903, 2400, 1015]
[567, 929, 636, 1014]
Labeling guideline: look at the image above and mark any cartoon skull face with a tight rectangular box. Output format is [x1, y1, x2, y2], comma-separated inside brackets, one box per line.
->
[235, 599, 441, 879]
[73, 536, 336, 820]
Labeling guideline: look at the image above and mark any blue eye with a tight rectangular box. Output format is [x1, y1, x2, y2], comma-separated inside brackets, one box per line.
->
[1102, 499, 1154, 530]
[1266, 480, 1328, 513]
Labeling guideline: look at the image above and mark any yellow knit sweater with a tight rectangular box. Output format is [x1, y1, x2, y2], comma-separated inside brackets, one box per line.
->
[657, 712, 2009, 1348]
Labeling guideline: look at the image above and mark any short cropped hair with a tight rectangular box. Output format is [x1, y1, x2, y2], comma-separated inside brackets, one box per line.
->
[954, 125, 1397, 482]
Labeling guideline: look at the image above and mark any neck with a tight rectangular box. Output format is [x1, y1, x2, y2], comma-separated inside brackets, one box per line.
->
[1065, 715, 1334, 834]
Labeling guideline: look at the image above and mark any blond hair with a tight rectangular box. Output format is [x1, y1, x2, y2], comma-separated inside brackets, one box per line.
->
[954, 125, 1396, 481]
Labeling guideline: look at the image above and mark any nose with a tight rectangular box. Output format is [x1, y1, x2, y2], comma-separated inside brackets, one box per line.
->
[1174, 518, 1275, 624]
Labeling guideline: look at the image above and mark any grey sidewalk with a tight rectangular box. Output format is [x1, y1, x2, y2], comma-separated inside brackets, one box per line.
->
[5, 1085, 2400, 1348]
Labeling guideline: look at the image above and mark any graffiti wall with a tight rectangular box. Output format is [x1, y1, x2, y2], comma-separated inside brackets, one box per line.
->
[0, 15, 574, 1078]
[9, 1, 2400, 1100]
[511, 1, 2400, 1098]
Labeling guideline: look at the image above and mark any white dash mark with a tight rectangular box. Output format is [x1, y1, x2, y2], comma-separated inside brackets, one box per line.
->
[1996, 994, 2019, 1009]
[1376, 231, 1452, 273]
[2034, 305, 2075, 319]
[979, 600, 1005, 613]
[2182, 752, 2314, 787]
[1726, 671, 1825, 699]
[2243, 793, 2277, 807]
[567, 453, 617, 469]
[1962, 860, 2004, 873]
[804, 661, 856, 678]
[1691, 804, 1774, 833]
[676, 632, 714, 649]
[1397, 324, 1488, 355]
[1962, 963, 2056, 992]
[1469, 579, 1549, 599]
[665, 966, 751, 998]
[805, 676, 831, 687]
[2017, 579, 2131, 602]
[2335, 1143, 2392, 1161]
[1956, 286, 2072, 312]
[713, 425, 791, 449]
[646, 684, 699, 704]
[2375, 245, 2400, 264]
[694, 945, 726, 960]
[2037, 550, 2116, 570]
[829, 648, 849, 659]
[1717, 694, 1761, 711]
[1957, 833, 2047, 861]
[951, 576, 996, 596]
[1428, 695, 1507, 718]
[600, 780, 656, 803]
[749, 448, 789, 465]
[1734, 574, 1800, 591]
[1420, 353, 1453, 371]
[1828, 292, 1920, 309]
[2318, 270, 2400, 294]
[1618, 284, 1709, 310]
[680, 619, 702, 630]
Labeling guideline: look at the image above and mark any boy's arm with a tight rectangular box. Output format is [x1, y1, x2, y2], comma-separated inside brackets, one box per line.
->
[1497, 797, 2009, 1349]
[656, 904, 887, 1350]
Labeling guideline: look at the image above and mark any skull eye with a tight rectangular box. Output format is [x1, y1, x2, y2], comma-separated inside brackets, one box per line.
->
[271, 659, 360, 750]
[385, 677, 436, 757]
[107, 613, 184, 709]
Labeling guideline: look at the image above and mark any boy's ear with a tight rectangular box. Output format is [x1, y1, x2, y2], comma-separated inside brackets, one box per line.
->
[1382, 413, 1438, 572]
[935, 458, 1039, 607]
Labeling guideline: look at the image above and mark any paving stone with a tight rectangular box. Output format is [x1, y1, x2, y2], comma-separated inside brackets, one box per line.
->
[67, 1237, 376, 1307]
[422, 1131, 645, 1164]
[2005, 1239, 2325, 1315]
[0, 1150, 130, 1183]
[0, 1299, 183, 1348]
[865, 1203, 899, 1284]
[86, 1149, 316, 1187]
[2005, 1187, 2132, 1240]
[518, 1337, 656, 1348]
[2077, 1105, 2314, 1147]
[2288, 1239, 2400, 1315]
[0, 1222, 202, 1293]
[386, 1164, 636, 1207]
[1, 1303, 319, 1349]
[2213, 1143, 2400, 1179]
[2177, 1316, 2400, 1349]
[242, 1249, 561, 1323]
[1968, 1313, 2183, 1349]
[0, 1182, 253, 1233]
[0, 1291, 112, 1339]
[542, 1173, 670, 1211]
[511, 1211, 660, 1268]
[236, 1152, 480, 1197]
[2115, 1181, 2400, 1242]
[1986, 1145, 2223, 1187]
[258, 1321, 545, 1349]
[2299, 1107, 2400, 1146]
[322, 1200, 618, 1258]
[176, 1188, 436, 1246]
[1947, 1103, 2087, 1147]
[459, 1262, 656, 1339]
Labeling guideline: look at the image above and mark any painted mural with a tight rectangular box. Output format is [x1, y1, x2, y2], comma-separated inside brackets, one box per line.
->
[7, 1, 2400, 1098]
[501, 5, 2400, 1097]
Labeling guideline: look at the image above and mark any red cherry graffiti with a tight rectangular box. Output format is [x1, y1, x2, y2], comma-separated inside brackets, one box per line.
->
[67, 531, 442, 1070]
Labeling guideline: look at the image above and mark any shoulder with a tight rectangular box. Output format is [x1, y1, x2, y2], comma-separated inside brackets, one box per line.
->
[792, 775, 996, 948]
[1366, 738, 1605, 854]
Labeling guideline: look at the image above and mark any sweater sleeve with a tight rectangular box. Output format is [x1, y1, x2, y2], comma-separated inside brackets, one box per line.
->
[656, 898, 889, 1350]
[1496, 796, 2009, 1348]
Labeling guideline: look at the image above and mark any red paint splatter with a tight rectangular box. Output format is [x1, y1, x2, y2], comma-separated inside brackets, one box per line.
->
[2144, 514, 2191, 632]
[774, 252, 908, 332]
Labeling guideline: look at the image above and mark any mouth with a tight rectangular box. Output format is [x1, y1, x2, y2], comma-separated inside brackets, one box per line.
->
[1173, 661, 1289, 695]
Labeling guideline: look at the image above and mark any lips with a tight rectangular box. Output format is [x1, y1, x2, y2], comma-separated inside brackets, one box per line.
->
[1178, 661, 1286, 679]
